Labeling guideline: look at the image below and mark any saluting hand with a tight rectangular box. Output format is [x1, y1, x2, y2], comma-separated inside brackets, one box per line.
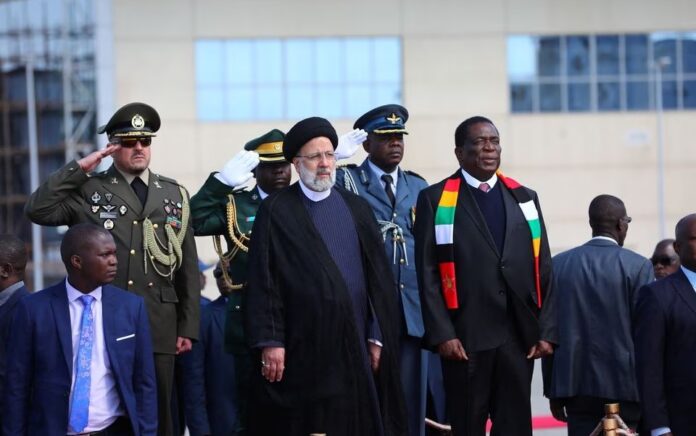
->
[335, 128, 367, 160]
[437, 338, 468, 361]
[261, 346, 285, 383]
[77, 143, 120, 173]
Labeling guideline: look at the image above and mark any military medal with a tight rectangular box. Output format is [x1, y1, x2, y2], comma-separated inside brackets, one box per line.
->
[104, 219, 114, 230]
[163, 199, 170, 204]
[91, 191, 101, 203]
[176, 201, 182, 208]
[91, 205, 100, 213]
[166, 216, 182, 229]
[164, 204, 172, 214]
[119, 205, 128, 215]
[102, 204, 116, 212]
[110, 177, 119, 184]
[105, 192, 113, 202]
[100, 212, 118, 219]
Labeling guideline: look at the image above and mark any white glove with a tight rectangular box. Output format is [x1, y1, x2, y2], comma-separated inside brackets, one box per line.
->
[215, 150, 260, 187]
[335, 128, 367, 160]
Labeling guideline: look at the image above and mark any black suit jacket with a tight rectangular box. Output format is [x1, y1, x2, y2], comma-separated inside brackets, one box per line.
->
[634, 269, 696, 434]
[415, 171, 554, 352]
[0, 284, 30, 405]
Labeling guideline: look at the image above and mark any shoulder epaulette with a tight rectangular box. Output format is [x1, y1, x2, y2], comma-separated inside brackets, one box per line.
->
[154, 173, 178, 185]
[404, 170, 426, 181]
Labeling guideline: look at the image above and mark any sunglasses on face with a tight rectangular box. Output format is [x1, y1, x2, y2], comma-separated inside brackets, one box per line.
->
[651, 256, 677, 267]
[113, 137, 152, 148]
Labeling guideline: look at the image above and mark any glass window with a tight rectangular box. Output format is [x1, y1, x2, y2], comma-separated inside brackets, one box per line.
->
[538, 37, 561, 77]
[597, 82, 620, 111]
[683, 80, 696, 108]
[539, 84, 561, 111]
[626, 81, 650, 110]
[652, 33, 678, 74]
[625, 34, 649, 74]
[195, 37, 402, 120]
[596, 35, 620, 75]
[511, 83, 534, 112]
[567, 83, 590, 111]
[660, 80, 678, 109]
[682, 33, 696, 73]
[508, 36, 538, 81]
[566, 36, 590, 77]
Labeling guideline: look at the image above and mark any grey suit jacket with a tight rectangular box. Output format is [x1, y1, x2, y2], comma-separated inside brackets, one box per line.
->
[543, 238, 654, 400]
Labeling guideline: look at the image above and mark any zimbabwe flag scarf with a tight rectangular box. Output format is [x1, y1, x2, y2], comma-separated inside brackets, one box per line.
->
[434, 170, 543, 310]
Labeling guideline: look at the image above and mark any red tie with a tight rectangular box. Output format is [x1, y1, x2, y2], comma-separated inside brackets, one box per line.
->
[478, 182, 491, 193]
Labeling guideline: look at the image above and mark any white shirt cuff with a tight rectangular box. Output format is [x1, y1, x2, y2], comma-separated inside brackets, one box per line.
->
[652, 427, 671, 436]
[367, 338, 383, 347]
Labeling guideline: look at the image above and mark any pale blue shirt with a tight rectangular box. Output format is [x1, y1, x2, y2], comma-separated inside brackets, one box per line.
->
[65, 280, 124, 434]
[367, 159, 399, 192]
[649, 266, 696, 436]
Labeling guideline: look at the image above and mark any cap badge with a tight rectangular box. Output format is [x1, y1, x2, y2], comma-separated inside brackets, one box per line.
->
[131, 114, 145, 129]
[386, 113, 401, 124]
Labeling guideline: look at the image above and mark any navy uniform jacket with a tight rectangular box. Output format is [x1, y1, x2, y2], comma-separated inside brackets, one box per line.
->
[3, 282, 157, 436]
[180, 296, 237, 436]
[336, 159, 427, 338]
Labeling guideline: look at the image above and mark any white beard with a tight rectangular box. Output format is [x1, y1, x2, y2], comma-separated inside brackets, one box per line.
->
[297, 161, 336, 192]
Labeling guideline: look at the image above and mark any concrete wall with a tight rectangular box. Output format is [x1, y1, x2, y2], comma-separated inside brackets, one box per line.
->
[108, 0, 696, 284]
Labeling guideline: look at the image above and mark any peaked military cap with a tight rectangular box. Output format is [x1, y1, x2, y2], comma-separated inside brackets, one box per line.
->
[244, 129, 287, 163]
[97, 102, 161, 138]
[354, 104, 409, 135]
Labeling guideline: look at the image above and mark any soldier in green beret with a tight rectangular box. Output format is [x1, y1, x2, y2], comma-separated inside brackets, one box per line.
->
[25, 102, 200, 436]
[190, 129, 291, 434]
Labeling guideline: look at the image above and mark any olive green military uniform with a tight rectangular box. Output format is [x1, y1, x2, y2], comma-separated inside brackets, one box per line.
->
[190, 128, 286, 435]
[25, 102, 199, 436]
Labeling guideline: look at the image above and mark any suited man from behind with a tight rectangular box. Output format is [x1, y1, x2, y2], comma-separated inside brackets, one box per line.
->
[3, 223, 157, 436]
[0, 234, 31, 422]
[635, 214, 696, 436]
[543, 195, 654, 434]
[180, 261, 238, 436]
[415, 116, 555, 435]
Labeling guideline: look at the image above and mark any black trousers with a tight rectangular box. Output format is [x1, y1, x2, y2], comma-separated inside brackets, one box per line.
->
[441, 335, 533, 436]
[564, 396, 640, 436]
[154, 353, 175, 436]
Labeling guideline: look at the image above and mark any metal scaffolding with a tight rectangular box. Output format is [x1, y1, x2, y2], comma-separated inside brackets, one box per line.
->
[0, 0, 97, 288]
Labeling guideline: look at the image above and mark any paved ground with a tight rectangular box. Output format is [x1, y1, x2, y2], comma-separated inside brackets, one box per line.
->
[531, 360, 566, 436]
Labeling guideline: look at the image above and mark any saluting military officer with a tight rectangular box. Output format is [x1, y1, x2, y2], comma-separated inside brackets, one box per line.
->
[189, 129, 291, 435]
[25, 102, 200, 436]
[335, 104, 442, 436]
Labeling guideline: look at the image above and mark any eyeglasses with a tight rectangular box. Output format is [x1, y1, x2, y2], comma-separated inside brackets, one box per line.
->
[651, 256, 677, 267]
[296, 151, 336, 163]
[113, 137, 152, 148]
[213, 269, 223, 279]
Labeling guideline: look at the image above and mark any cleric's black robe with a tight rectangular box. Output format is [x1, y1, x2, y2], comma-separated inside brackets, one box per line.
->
[244, 183, 407, 436]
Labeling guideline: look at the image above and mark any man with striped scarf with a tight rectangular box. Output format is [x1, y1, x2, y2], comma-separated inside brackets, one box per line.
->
[414, 116, 556, 435]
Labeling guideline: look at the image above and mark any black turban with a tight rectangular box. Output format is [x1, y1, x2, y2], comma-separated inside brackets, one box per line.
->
[283, 117, 338, 161]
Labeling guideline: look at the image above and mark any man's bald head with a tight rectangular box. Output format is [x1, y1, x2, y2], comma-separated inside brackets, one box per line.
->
[60, 223, 113, 270]
[588, 195, 630, 246]
[0, 234, 27, 288]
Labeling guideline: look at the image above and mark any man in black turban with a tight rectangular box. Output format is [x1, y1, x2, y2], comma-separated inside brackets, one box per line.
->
[244, 117, 407, 436]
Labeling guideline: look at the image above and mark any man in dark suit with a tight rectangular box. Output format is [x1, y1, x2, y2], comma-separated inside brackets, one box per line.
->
[0, 234, 31, 423]
[180, 261, 238, 435]
[415, 116, 555, 435]
[25, 102, 200, 436]
[543, 195, 653, 435]
[650, 238, 681, 280]
[3, 223, 157, 436]
[635, 213, 696, 436]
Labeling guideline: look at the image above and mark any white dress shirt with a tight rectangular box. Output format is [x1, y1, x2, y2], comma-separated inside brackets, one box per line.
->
[461, 168, 498, 191]
[66, 280, 124, 434]
[257, 185, 269, 200]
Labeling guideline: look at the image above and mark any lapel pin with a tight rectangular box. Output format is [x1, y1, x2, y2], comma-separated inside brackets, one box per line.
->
[119, 205, 128, 216]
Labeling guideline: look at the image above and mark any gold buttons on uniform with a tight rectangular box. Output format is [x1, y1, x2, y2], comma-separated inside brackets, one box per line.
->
[148, 282, 154, 288]
[130, 249, 135, 255]
[128, 280, 134, 286]
[153, 223, 158, 229]
[133, 220, 138, 225]
[399, 258, 405, 264]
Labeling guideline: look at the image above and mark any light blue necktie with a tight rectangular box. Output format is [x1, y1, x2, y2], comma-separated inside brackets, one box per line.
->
[69, 294, 95, 432]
